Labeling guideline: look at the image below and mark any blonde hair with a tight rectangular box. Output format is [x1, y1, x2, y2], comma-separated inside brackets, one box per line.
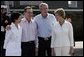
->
[54, 8, 65, 19]
[39, 3, 48, 9]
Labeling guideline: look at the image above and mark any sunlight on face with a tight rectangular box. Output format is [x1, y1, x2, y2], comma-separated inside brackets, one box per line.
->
[39, 4, 48, 17]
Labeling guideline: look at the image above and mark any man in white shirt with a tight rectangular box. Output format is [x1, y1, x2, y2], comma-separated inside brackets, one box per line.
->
[20, 6, 37, 56]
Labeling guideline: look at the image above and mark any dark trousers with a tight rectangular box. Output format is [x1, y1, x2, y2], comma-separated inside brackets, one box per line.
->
[1, 32, 6, 56]
[21, 41, 35, 56]
[38, 37, 51, 56]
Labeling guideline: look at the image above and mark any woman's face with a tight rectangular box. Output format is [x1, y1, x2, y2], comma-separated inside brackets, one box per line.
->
[55, 13, 61, 21]
[15, 17, 20, 24]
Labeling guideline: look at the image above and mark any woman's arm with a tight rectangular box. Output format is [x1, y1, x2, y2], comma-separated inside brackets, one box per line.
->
[68, 23, 74, 47]
[51, 26, 56, 56]
[3, 29, 12, 49]
[68, 23, 74, 55]
[51, 27, 56, 48]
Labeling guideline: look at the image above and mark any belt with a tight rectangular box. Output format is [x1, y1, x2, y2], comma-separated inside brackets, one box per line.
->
[38, 36, 51, 40]
[22, 41, 35, 43]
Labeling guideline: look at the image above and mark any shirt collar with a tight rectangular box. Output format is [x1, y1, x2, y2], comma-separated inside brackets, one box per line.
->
[11, 23, 18, 28]
[41, 13, 49, 19]
[23, 17, 33, 23]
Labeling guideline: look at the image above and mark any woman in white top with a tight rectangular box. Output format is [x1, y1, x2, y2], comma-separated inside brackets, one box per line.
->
[3, 12, 22, 56]
[51, 8, 74, 56]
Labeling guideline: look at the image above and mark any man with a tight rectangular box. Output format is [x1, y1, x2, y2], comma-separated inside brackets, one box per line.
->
[20, 6, 37, 56]
[34, 3, 57, 56]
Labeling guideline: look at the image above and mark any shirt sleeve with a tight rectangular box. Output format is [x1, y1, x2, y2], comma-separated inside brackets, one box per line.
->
[34, 21, 38, 48]
[3, 29, 12, 49]
[68, 23, 74, 47]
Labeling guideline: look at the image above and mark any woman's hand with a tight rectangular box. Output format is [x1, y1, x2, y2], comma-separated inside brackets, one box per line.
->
[69, 46, 74, 56]
[51, 48, 55, 56]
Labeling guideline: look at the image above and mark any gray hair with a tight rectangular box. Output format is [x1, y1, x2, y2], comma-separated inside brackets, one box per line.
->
[39, 3, 48, 9]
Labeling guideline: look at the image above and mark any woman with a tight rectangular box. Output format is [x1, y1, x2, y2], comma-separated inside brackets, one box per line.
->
[3, 12, 22, 56]
[51, 8, 74, 56]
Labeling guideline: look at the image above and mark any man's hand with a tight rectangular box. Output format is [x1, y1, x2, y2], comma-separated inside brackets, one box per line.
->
[5, 25, 11, 31]
[5, 20, 8, 24]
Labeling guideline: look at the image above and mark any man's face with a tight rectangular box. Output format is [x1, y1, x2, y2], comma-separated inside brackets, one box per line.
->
[24, 9, 33, 20]
[40, 5, 48, 17]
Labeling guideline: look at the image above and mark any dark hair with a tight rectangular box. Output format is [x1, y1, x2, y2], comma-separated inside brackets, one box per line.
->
[24, 6, 32, 12]
[11, 12, 20, 22]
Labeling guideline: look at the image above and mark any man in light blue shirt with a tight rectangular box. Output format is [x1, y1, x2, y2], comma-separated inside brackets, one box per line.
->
[34, 3, 56, 56]
[34, 13, 56, 38]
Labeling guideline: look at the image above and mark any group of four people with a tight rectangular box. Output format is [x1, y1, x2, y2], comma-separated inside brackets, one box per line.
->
[3, 3, 74, 56]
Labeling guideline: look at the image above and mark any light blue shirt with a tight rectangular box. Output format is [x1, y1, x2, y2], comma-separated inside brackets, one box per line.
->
[34, 13, 57, 38]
